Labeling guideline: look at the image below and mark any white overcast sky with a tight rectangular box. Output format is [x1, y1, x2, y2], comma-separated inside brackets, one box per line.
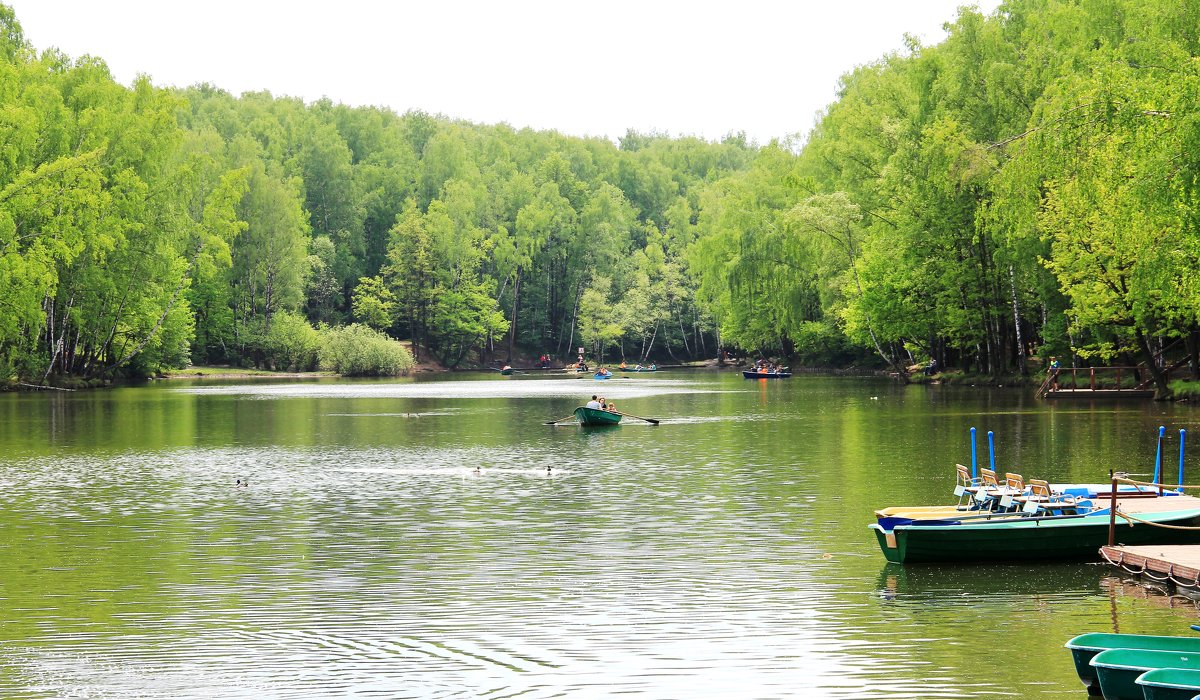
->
[7, 1, 1002, 144]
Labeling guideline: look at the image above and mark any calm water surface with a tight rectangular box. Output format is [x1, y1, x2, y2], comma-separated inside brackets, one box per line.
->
[1, 370, 1198, 699]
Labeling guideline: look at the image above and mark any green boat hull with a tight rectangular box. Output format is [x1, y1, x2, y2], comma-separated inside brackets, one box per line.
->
[870, 509, 1200, 564]
[574, 406, 622, 426]
[1138, 668, 1200, 700]
[1092, 649, 1200, 700]
[1066, 634, 1200, 695]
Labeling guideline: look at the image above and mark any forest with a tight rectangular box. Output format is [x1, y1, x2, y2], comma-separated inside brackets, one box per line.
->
[2, 0, 1200, 395]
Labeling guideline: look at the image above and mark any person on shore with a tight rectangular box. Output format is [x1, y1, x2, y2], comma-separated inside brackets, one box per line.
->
[586, 395, 601, 409]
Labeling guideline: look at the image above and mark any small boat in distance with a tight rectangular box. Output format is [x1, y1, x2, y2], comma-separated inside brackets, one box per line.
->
[499, 365, 513, 375]
[574, 406, 621, 426]
[743, 370, 791, 379]
[594, 369, 612, 380]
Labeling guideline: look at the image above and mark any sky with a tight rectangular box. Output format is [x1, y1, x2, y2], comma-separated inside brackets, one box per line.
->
[7, 0, 1003, 144]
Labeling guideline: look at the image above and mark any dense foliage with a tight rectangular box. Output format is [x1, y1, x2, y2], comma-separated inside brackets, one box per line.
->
[4, 1, 1200, 394]
[694, 0, 1200, 396]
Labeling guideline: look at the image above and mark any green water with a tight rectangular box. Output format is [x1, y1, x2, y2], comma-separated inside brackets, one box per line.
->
[0, 370, 1197, 698]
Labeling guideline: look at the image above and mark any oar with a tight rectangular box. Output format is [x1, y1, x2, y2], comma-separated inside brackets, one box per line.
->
[615, 411, 660, 425]
[544, 414, 578, 425]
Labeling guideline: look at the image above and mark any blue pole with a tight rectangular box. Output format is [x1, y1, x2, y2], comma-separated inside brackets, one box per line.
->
[1153, 425, 1165, 486]
[988, 431, 996, 473]
[1180, 429, 1187, 491]
[970, 427, 977, 478]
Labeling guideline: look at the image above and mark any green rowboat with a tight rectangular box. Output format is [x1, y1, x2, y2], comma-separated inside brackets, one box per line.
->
[574, 406, 622, 426]
[1090, 649, 1200, 700]
[1066, 634, 1200, 695]
[1138, 668, 1200, 700]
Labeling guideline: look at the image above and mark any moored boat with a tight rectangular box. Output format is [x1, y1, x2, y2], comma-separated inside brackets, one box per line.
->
[1090, 648, 1200, 700]
[1066, 633, 1200, 695]
[573, 406, 621, 426]
[870, 496, 1200, 564]
[1137, 668, 1200, 700]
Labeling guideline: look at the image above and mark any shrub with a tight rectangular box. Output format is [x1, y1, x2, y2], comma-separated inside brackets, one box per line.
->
[318, 324, 414, 376]
[262, 311, 321, 371]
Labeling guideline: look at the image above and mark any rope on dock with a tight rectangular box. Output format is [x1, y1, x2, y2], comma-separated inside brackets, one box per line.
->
[1102, 548, 1146, 574]
[1170, 568, 1200, 589]
[1114, 511, 1200, 530]
[1115, 477, 1200, 490]
[1142, 563, 1174, 582]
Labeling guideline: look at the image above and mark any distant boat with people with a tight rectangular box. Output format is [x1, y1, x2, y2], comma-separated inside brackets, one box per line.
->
[743, 369, 791, 379]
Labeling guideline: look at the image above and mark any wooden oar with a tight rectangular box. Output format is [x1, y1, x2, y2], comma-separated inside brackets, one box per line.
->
[615, 411, 660, 425]
[544, 414, 578, 425]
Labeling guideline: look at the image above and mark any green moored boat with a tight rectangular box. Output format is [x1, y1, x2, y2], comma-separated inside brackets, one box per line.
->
[1138, 668, 1200, 700]
[1090, 648, 1200, 700]
[574, 406, 621, 426]
[1067, 634, 1200, 695]
[870, 505, 1200, 564]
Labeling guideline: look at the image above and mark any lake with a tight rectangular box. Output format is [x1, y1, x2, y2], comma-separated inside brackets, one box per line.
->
[0, 369, 1196, 698]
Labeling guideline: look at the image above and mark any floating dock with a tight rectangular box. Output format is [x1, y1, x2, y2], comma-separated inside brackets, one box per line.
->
[1101, 544, 1200, 591]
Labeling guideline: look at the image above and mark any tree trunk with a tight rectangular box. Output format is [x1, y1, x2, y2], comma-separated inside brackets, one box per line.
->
[506, 268, 523, 364]
[1134, 328, 1172, 400]
[1187, 327, 1200, 381]
[1009, 266, 1027, 376]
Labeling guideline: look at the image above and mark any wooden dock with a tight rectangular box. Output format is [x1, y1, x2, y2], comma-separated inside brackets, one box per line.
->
[1037, 365, 1155, 399]
[1101, 544, 1200, 591]
[1044, 388, 1155, 399]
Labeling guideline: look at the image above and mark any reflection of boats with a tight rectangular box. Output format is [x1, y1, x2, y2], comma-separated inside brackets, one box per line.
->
[574, 406, 621, 426]
[876, 561, 1097, 602]
[743, 370, 791, 379]
[870, 497, 1200, 563]
[1066, 633, 1200, 695]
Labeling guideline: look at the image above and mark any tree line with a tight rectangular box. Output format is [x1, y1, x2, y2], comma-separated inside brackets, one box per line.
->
[2, 1, 1200, 394]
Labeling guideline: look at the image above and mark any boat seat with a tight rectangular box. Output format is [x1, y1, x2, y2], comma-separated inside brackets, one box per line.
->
[975, 468, 1026, 510]
[954, 464, 985, 509]
[1015, 478, 1080, 515]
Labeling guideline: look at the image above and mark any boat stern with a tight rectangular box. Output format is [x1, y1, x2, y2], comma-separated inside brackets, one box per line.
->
[869, 524, 905, 564]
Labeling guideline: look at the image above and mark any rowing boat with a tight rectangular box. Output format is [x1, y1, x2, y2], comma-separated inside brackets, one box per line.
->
[593, 371, 612, 380]
[1137, 668, 1200, 700]
[742, 370, 791, 379]
[573, 406, 621, 426]
[1090, 648, 1200, 700]
[1066, 633, 1200, 695]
